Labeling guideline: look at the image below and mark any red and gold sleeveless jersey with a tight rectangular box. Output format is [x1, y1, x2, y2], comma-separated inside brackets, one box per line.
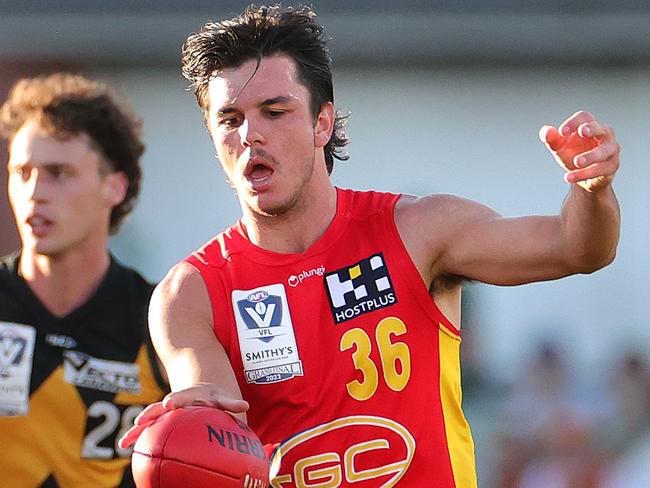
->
[186, 188, 477, 487]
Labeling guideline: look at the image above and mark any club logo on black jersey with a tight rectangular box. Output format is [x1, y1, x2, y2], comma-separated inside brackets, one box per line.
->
[0, 334, 27, 377]
[324, 253, 397, 324]
[63, 351, 141, 394]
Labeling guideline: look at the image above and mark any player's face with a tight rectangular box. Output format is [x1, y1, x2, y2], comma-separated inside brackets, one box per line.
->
[207, 54, 329, 217]
[7, 120, 125, 258]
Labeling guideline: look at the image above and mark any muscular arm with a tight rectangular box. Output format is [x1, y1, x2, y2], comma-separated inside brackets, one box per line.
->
[149, 262, 245, 411]
[398, 111, 620, 288]
[118, 262, 248, 448]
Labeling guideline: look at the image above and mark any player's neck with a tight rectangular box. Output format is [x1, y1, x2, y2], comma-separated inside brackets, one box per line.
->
[242, 181, 337, 254]
[19, 244, 111, 318]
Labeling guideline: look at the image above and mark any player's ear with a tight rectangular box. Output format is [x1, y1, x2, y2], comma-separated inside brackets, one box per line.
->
[103, 171, 129, 208]
[314, 102, 335, 149]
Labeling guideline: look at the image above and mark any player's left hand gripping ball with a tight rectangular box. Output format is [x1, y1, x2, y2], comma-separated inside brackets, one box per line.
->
[131, 406, 269, 487]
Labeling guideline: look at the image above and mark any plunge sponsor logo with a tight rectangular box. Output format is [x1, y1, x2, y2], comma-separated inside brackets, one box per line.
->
[288, 265, 325, 287]
[324, 254, 397, 324]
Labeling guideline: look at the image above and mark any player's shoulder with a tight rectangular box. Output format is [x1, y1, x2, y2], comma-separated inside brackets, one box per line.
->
[156, 261, 204, 298]
[396, 193, 498, 223]
[395, 193, 502, 253]
[151, 262, 212, 326]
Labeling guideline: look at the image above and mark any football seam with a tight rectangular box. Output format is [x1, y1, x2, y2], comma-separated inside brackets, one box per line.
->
[150, 454, 239, 481]
[133, 451, 240, 482]
[157, 412, 181, 484]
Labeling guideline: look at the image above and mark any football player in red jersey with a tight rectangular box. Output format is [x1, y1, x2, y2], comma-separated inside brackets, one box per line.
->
[120, 5, 620, 487]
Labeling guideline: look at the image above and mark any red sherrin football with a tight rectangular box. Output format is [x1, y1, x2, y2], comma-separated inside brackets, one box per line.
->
[132, 406, 269, 488]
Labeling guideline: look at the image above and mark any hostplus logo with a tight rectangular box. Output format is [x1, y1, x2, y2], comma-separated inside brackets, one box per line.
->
[324, 253, 397, 324]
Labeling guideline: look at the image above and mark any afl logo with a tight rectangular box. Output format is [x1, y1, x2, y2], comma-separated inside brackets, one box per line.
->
[247, 291, 269, 303]
[269, 416, 415, 487]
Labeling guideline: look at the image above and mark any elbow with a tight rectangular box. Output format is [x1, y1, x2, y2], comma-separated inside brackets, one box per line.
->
[571, 246, 617, 275]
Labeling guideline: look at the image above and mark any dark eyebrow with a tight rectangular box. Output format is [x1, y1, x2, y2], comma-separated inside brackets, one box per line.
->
[216, 95, 293, 117]
[260, 96, 292, 107]
[216, 107, 239, 117]
[9, 161, 72, 170]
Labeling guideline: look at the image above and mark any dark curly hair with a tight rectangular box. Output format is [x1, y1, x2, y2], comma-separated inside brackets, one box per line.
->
[181, 3, 349, 174]
[0, 73, 145, 234]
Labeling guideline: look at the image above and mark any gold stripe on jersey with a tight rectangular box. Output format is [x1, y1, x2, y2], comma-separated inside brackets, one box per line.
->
[439, 323, 478, 488]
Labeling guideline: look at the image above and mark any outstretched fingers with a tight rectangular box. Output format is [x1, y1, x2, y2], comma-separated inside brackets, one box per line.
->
[162, 383, 249, 412]
[117, 384, 250, 449]
[118, 401, 169, 448]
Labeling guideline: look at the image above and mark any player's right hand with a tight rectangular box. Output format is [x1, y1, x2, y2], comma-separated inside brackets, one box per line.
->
[118, 382, 249, 449]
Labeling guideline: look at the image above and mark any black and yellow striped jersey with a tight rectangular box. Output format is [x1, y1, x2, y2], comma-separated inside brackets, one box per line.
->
[0, 253, 167, 488]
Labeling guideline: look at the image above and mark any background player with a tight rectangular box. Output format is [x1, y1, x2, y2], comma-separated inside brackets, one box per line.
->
[0, 73, 167, 487]
[120, 5, 620, 487]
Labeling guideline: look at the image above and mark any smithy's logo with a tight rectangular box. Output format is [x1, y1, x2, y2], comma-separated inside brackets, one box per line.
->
[324, 253, 397, 324]
[232, 284, 303, 385]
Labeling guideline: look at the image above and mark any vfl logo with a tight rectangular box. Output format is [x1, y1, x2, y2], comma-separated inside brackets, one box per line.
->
[269, 415, 415, 487]
[0, 334, 27, 377]
[232, 284, 303, 385]
[237, 291, 282, 343]
[324, 254, 397, 324]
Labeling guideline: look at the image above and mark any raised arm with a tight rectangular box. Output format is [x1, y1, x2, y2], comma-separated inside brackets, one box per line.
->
[397, 111, 620, 287]
[118, 262, 248, 448]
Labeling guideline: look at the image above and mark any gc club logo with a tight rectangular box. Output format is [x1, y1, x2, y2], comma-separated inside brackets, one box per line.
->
[269, 415, 415, 487]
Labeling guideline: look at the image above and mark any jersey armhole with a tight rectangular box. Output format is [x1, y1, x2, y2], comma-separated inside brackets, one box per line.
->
[384, 195, 462, 338]
[184, 255, 233, 348]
